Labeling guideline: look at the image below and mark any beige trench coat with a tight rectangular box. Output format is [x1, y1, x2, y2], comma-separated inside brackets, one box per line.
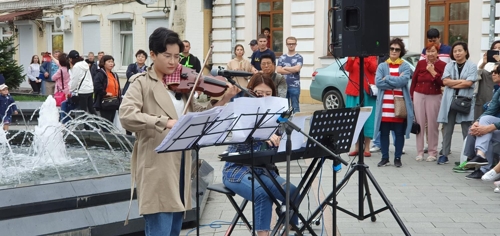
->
[119, 66, 208, 219]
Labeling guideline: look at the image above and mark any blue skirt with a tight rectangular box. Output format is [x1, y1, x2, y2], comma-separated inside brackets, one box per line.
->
[345, 91, 376, 139]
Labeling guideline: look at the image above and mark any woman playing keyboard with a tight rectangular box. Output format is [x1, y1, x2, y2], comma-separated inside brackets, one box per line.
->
[222, 72, 299, 235]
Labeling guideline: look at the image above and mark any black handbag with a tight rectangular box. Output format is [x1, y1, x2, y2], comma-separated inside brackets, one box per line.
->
[411, 121, 421, 134]
[101, 97, 120, 110]
[450, 95, 472, 114]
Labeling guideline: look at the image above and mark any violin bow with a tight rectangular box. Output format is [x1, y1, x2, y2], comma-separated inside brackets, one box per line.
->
[182, 45, 214, 115]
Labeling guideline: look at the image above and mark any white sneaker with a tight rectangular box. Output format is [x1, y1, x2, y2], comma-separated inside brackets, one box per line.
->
[402, 149, 406, 154]
[481, 169, 500, 181]
[370, 146, 380, 152]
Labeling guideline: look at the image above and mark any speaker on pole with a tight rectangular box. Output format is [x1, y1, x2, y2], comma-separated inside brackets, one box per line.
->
[331, 0, 390, 58]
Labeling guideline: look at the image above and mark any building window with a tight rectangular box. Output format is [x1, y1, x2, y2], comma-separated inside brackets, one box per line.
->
[82, 22, 100, 57]
[426, 0, 469, 45]
[0, 25, 13, 41]
[258, 0, 283, 54]
[50, 24, 64, 53]
[113, 20, 133, 69]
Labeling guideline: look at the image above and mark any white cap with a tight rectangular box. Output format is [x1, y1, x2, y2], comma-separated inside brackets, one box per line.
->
[0, 84, 8, 90]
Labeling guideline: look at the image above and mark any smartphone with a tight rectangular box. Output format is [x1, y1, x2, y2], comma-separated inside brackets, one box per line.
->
[487, 50, 499, 63]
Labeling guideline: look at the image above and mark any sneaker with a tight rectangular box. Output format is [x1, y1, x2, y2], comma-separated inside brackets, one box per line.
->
[465, 155, 488, 168]
[437, 155, 449, 165]
[415, 156, 423, 161]
[370, 146, 381, 153]
[465, 169, 484, 180]
[495, 181, 500, 193]
[481, 169, 500, 181]
[424, 147, 428, 153]
[402, 149, 406, 154]
[394, 159, 402, 167]
[426, 156, 437, 162]
[377, 159, 390, 167]
[452, 161, 474, 173]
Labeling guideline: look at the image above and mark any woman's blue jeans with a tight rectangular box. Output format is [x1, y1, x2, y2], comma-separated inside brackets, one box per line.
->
[59, 100, 77, 124]
[143, 211, 184, 236]
[380, 121, 406, 160]
[223, 173, 299, 231]
[373, 130, 396, 148]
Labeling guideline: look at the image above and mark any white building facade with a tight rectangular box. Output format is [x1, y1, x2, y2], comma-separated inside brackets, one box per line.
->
[211, 0, 496, 103]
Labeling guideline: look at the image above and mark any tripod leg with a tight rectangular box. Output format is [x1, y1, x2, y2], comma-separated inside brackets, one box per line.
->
[362, 171, 377, 222]
[364, 167, 411, 235]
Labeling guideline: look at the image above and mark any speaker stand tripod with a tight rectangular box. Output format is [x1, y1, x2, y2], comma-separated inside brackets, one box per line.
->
[334, 56, 411, 236]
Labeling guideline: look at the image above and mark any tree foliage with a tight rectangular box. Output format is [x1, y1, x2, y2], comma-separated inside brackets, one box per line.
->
[0, 36, 24, 89]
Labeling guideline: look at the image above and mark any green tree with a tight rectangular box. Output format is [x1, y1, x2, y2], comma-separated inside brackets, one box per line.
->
[0, 36, 24, 89]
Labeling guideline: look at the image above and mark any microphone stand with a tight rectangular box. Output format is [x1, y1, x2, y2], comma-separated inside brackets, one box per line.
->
[224, 75, 348, 235]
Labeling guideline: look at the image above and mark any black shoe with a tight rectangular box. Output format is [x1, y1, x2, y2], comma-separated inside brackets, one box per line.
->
[377, 159, 390, 167]
[394, 159, 402, 167]
[464, 155, 488, 168]
[465, 169, 484, 180]
[424, 147, 428, 154]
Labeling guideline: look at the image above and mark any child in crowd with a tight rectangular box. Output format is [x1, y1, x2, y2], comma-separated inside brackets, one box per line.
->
[0, 84, 18, 131]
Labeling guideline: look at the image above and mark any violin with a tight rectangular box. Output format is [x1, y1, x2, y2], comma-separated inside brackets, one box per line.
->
[170, 66, 228, 97]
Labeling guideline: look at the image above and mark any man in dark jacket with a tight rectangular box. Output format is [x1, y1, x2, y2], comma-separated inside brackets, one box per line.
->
[179, 40, 202, 73]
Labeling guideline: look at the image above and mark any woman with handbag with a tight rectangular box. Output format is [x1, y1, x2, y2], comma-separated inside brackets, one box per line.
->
[93, 55, 121, 126]
[344, 56, 378, 157]
[437, 42, 477, 165]
[410, 42, 446, 162]
[68, 50, 96, 118]
[373, 38, 414, 168]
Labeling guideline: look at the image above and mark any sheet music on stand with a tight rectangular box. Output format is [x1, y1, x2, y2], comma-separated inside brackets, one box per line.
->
[154, 96, 289, 153]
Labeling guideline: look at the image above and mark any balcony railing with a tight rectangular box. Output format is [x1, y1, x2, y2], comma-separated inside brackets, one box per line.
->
[0, 0, 135, 12]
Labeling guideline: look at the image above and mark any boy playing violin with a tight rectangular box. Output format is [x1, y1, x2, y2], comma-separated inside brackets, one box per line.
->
[119, 27, 239, 236]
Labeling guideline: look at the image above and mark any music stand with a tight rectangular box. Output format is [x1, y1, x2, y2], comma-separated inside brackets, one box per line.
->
[156, 103, 284, 236]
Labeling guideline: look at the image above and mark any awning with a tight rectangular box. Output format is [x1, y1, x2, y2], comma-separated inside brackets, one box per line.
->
[0, 10, 39, 22]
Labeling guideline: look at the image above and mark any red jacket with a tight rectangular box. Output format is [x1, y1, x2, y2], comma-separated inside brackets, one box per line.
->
[344, 56, 378, 96]
[410, 59, 446, 99]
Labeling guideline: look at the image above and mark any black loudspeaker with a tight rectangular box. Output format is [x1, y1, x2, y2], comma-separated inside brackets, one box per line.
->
[331, 0, 390, 58]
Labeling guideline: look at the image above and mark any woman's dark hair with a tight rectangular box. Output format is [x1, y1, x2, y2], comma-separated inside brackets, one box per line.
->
[135, 49, 148, 59]
[70, 57, 84, 65]
[30, 55, 39, 64]
[493, 64, 500, 74]
[490, 40, 500, 50]
[246, 73, 276, 97]
[260, 53, 275, 65]
[99, 55, 115, 69]
[449, 41, 470, 61]
[389, 37, 407, 58]
[233, 44, 244, 55]
[149, 27, 184, 55]
[58, 53, 70, 67]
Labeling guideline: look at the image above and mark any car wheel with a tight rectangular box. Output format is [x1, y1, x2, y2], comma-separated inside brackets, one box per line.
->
[322, 90, 344, 110]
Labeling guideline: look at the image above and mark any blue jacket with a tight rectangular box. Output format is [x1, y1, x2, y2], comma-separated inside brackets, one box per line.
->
[40, 60, 59, 82]
[478, 87, 500, 129]
[373, 61, 414, 138]
[0, 94, 17, 119]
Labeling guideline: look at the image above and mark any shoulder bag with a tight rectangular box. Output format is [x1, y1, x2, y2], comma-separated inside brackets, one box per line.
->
[54, 70, 66, 106]
[392, 90, 407, 118]
[70, 71, 87, 105]
[450, 89, 472, 114]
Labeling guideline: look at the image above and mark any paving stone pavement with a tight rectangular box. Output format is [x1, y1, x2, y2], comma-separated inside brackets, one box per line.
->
[180, 104, 500, 236]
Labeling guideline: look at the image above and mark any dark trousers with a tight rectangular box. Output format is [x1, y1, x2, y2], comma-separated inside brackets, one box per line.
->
[29, 80, 42, 94]
[100, 109, 116, 132]
[380, 121, 406, 160]
[78, 93, 96, 115]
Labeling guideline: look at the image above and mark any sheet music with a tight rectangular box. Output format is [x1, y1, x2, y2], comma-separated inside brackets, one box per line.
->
[231, 96, 288, 143]
[155, 106, 223, 152]
[351, 106, 373, 146]
[198, 103, 236, 145]
[278, 112, 313, 152]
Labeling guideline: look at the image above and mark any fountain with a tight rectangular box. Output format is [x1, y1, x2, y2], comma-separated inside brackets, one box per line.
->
[0, 96, 215, 235]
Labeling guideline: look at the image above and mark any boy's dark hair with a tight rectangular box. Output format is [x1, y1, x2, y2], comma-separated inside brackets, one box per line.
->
[260, 53, 275, 65]
[450, 41, 470, 61]
[149, 27, 184, 55]
[427, 28, 440, 39]
[99, 55, 115, 69]
[58, 53, 70, 67]
[258, 34, 267, 40]
[135, 49, 148, 59]
[389, 37, 407, 58]
[263, 27, 270, 33]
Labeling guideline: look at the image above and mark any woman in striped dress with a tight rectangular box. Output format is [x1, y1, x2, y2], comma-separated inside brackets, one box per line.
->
[373, 38, 414, 168]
